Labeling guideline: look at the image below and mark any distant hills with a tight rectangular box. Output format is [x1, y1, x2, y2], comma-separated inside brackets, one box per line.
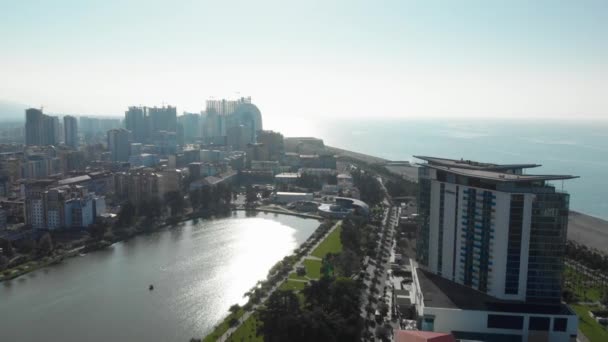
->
[0, 100, 29, 122]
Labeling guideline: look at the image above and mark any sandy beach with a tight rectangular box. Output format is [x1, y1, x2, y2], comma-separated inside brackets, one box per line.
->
[568, 211, 608, 254]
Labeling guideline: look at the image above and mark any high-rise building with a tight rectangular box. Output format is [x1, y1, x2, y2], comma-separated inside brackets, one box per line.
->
[25, 108, 58, 146]
[63, 115, 78, 148]
[125, 107, 147, 143]
[410, 156, 579, 341]
[205, 97, 250, 116]
[107, 128, 130, 162]
[257, 130, 284, 162]
[178, 113, 201, 142]
[147, 106, 177, 135]
[202, 97, 263, 142]
[227, 125, 251, 151]
[415, 156, 576, 303]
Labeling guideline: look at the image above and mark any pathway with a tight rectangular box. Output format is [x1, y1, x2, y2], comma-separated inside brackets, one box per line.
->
[217, 220, 341, 342]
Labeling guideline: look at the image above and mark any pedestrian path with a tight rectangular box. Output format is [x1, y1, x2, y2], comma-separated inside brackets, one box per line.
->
[216, 220, 342, 341]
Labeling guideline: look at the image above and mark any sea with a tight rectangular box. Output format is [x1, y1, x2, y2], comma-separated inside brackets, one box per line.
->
[271, 118, 608, 220]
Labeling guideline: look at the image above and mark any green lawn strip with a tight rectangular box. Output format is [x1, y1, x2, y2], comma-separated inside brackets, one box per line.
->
[226, 313, 263, 342]
[279, 280, 307, 292]
[572, 305, 608, 342]
[203, 309, 246, 342]
[565, 266, 604, 302]
[288, 272, 308, 281]
[304, 259, 322, 279]
[311, 223, 343, 258]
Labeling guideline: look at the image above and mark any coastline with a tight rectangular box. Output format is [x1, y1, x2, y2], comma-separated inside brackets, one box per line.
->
[568, 211, 608, 254]
[325, 145, 388, 164]
[329, 145, 608, 254]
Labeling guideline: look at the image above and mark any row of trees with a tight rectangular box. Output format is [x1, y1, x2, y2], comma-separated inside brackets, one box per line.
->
[257, 218, 366, 341]
[351, 169, 384, 206]
[189, 183, 233, 213]
[324, 218, 379, 278]
[566, 240, 608, 272]
[385, 178, 417, 198]
[258, 277, 362, 342]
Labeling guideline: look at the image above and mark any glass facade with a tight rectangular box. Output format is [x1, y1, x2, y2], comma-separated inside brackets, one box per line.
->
[505, 194, 524, 295]
[416, 167, 432, 267]
[461, 188, 476, 286]
[526, 193, 569, 303]
[437, 183, 445, 274]
[478, 190, 494, 292]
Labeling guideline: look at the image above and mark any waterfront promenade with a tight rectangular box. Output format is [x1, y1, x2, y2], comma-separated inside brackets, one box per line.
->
[216, 220, 342, 342]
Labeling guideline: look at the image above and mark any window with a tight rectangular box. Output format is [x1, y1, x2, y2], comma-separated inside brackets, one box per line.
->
[553, 318, 567, 332]
[487, 314, 524, 330]
[529, 316, 550, 331]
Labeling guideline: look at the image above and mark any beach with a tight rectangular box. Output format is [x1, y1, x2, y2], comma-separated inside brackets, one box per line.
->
[568, 211, 608, 254]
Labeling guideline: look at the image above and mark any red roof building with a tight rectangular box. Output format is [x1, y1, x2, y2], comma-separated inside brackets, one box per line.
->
[394, 330, 456, 342]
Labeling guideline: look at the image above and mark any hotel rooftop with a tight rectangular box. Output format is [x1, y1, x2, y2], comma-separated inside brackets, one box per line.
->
[414, 156, 578, 183]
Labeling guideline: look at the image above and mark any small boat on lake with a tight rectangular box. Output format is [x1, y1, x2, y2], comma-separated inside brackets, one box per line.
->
[149, 284, 154, 291]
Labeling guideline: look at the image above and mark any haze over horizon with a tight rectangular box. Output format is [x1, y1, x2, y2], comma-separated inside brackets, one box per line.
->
[1, 0, 607, 121]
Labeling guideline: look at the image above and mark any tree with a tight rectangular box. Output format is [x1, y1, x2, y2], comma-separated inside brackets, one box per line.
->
[229, 303, 241, 315]
[139, 197, 162, 218]
[19, 238, 36, 254]
[37, 233, 53, 256]
[189, 189, 201, 210]
[0, 255, 9, 271]
[245, 185, 257, 207]
[0, 239, 14, 258]
[89, 223, 107, 241]
[117, 202, 136, 227]
[258, 290, 303, 342]
[164, 191, 185, 217]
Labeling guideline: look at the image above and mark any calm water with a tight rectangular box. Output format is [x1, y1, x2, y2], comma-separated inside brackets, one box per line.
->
[0, 212, 319, 342]
[307, 119, 608, 220]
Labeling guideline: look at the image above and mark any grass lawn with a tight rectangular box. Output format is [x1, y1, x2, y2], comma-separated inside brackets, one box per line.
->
[311, 223, 343, 258]
[565, 265, 604, 302]
[288, 272, 308, 281]
[279, 279, 307, 291]
[304, 259, 322, 279]
[227, 313, 263, 342]
[572, 304, 608, 342]
[203, 309, 245, 342]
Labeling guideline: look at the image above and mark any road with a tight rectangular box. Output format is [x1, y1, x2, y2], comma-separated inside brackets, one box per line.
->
[359, 205, 401, 342]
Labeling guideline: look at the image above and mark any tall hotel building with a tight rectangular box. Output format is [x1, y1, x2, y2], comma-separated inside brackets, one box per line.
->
[411, 156, 578, 342]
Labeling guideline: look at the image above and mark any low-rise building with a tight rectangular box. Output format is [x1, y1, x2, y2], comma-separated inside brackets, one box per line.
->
[274, 172, 300, 185]
[411, 264, 578, 342]
[129, 153, 160, 168]
[274, 192, 313, 204]
[317, 197, 369, 219]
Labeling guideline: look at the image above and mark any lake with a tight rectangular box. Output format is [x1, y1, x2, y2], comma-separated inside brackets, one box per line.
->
[0, 211, 319, 342]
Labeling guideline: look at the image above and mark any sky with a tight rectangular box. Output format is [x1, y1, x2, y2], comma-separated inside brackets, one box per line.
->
[0, 0, 607, 124]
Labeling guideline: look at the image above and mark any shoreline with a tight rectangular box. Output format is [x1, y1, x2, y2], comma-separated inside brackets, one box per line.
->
[568, 211, 608, 254]
[328, 145, 608, 253]
[0, 209, 320, 283]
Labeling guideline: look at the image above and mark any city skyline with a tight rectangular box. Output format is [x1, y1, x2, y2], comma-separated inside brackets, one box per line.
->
[1, 0, 607, 121]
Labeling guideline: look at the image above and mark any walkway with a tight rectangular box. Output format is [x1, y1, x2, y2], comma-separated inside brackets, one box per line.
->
[217, 220, 342, 341]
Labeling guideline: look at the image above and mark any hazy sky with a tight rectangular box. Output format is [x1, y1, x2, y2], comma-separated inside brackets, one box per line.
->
[1, 0, 607, 121]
